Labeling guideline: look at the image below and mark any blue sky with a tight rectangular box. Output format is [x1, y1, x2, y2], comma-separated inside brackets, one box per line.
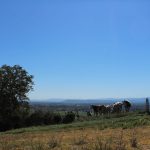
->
[0, 1, 150, 99]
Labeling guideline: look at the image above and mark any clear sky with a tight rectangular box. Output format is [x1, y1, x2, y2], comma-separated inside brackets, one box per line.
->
[0, 1, 150, 99]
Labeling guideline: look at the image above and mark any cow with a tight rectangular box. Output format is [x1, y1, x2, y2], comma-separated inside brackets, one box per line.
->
[99, 105, 107, 115]
[105, 105, 112, 114]
[90, 105, 100, 116]
[90, 105, 106, 116]
[112, 102, 123, 113]
[122, 100, 132, 112]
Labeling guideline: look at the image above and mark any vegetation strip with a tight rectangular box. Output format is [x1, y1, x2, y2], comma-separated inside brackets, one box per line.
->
[2, 112, 150, 135]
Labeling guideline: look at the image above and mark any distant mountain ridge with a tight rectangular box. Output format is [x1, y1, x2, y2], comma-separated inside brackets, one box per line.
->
[31, 98, 149, 104]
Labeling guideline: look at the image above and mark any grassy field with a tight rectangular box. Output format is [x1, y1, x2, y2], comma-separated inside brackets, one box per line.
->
[0, 112, 150, 150]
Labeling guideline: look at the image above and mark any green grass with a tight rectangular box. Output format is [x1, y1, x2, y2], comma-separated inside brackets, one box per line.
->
[2, 112, 150, 135]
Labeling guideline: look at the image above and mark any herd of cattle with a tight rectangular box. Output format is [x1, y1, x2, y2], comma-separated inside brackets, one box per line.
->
[89, 100, 132, 116]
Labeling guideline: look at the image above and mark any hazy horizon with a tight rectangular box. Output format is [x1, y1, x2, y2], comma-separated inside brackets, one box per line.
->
[30, 97, 149, 101]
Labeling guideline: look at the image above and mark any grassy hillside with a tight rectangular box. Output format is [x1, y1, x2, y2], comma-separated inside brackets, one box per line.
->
[0, 112, 150, 150]
[3, 112, 150, 134]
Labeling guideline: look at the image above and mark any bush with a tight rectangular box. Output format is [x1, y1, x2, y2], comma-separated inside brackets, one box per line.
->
[0, 109, 76, 131]
[0, 110, 26, 131]
[52, 113, 62, 124]
[63, 112, 76, 124]
[25, 110, 45, 126]
[43, 112, 54, 125]
[25, 111, 63, 127]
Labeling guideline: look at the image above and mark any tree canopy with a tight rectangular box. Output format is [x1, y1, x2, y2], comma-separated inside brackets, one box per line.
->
[0, 65, 34, 131]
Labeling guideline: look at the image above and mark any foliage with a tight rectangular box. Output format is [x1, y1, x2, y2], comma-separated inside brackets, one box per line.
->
[63, 111, 76, 124]
[0, 65, 34, 131]
[26, 111, 63, 126]
[53, 113, 62, 124]
[26, 110, 45, 126]
[43, 111, 54, 125]
[145, 98, 150, 114]
[2, 112, 150, 134]
[25, 111, 75, 127]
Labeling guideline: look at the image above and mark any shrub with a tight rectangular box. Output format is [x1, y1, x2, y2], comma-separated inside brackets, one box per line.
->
[25, 110, 45, 126]
[0, 110, 27, 131]
[43, 112, 54, 125]
[25, 111, 63, 127]
[63, 112, 76, 124]
[52, 113, 62, 124]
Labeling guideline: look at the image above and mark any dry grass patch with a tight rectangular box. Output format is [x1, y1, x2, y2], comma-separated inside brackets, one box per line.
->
[0, 126, 150, 149]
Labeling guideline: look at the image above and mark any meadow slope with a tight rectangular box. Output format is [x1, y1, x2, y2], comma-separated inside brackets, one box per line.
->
[0, 112, 150, 150]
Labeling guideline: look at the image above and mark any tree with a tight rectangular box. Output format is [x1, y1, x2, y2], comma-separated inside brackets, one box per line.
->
[0, 65, 34, 131]
[146, 98, 149, 114]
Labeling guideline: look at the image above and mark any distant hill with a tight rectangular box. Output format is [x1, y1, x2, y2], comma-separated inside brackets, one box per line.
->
[30, 98, 148, 105]
[62, 99, 115, 104]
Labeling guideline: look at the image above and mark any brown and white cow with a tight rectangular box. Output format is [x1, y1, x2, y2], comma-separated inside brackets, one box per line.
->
[105, 105, 112, 114]
[112, 102, 123, 113]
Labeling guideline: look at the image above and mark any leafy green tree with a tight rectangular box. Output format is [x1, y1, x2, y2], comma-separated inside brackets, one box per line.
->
[0, 65, 34, 131]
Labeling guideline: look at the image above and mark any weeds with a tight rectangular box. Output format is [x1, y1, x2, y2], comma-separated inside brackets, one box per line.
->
[114, 130, 127, 150]
[130, 129, 138, 148]
[30, 142, 45, 150]
[93, 133, 114, 150]
[73, 130, 88, 146]
[0, 137, 12, 150]
[48, 134, 63, 149]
